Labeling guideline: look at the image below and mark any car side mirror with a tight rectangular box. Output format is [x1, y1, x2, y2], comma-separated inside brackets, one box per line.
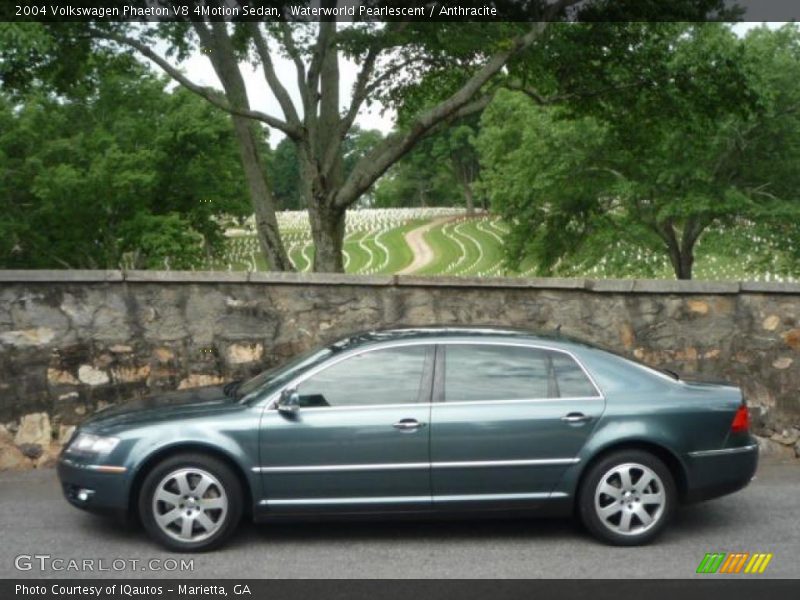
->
[277, 389, 300, 415]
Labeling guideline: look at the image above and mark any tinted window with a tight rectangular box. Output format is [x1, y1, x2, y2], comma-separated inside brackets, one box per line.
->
[444, 345, 551, 402]
[296, 346, 428, 407]
[551, 353, 599, 397]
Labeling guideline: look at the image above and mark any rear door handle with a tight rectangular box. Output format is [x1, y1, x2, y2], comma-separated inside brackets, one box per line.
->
[393, 418, 424, 431]
[561, 412, 592, 424]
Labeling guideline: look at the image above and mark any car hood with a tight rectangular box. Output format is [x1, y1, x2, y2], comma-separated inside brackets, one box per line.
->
[80, 385, 244, 432]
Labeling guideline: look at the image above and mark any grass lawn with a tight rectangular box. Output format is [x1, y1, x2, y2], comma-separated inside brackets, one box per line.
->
[205, 210, 797, 282]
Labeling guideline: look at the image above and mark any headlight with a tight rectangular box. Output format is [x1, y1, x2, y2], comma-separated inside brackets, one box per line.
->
[66, 433, 120, 456]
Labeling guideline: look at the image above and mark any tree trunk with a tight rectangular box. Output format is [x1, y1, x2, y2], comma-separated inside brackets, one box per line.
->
[658, 219, 697, 280]
[308, 203, 346, 272]
[666, 243, 694, 280]
[674, 248, 694, 280]
[462, 180, 475, 216]
[230, 116, 293, 271]
[193, 22, 292, 272]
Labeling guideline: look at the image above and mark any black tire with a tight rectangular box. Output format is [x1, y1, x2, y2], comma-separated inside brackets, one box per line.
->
[578, 450, 676, 546]
[139, 453, 243, 552]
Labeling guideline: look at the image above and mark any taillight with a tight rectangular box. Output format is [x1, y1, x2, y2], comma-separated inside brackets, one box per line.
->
[731, 404, 750, 433]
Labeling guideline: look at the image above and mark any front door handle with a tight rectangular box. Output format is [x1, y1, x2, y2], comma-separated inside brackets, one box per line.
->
[561, 412, 592, 424]
[393, 418, 424, 431]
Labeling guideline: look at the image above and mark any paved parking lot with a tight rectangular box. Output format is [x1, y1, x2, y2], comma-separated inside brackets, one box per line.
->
[0, 461, 798, 579]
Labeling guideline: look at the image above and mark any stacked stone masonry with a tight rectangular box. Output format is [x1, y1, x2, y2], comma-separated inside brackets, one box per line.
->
[0, 270, 799, 469]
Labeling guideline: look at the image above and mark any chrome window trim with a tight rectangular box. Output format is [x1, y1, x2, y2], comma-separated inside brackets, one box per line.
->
[275, 396, 604, 414]
[279, 402, 426, 413]
[437, 396, 602, 408]
[259, 491, 565, 506]
[262, 338, 604, 409]
[688, 444, 758, 458]
[252, 457, 579, 473]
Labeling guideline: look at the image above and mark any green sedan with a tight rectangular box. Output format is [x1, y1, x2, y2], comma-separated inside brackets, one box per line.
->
[57, 327, 758, 551]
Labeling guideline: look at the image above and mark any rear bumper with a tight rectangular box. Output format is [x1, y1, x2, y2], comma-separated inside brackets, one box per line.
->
[684, 443, 758, 503]
[57, 457, 131, 519]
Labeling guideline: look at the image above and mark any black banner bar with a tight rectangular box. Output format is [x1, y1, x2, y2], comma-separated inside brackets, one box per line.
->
[3, 579, 800, 600]
[4, 0, 800, 23]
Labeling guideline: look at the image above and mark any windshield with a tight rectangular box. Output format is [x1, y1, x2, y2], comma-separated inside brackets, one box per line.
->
[237, 344, 335, 402]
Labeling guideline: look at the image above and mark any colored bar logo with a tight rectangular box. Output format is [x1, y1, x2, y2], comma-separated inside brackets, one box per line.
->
[696, 552, 773, 574]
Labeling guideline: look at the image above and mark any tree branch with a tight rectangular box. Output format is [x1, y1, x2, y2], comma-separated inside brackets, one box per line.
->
[91, 28, 301, 138]
[447, 92, 495, 121]
[339, 22, 413, 138]
[335, 20, 555, 208]
[307, 18, 336, 110]
[339, 45, 380, 136]
[504, 81, 567, 105]
[247, 21, 301, 127]
[278, 21, 310, 113]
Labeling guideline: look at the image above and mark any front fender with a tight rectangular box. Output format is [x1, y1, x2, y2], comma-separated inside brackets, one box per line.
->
[122, 418, 261, 512]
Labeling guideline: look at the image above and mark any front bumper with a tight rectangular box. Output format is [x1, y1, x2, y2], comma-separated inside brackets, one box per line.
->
[684, 443, 759, 503]
[57, 456, 131, 519]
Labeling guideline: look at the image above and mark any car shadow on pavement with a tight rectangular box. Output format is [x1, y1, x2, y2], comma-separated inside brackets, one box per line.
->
[236, 503, 739, 548]
[75, 499, 741, 551]
[241, 516, 585, 546]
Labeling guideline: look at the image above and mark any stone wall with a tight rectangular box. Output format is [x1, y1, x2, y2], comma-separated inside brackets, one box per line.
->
[1, 270, 799, 468]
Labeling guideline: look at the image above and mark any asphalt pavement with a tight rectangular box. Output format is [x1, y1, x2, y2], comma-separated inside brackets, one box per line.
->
[0, 461, 798, 579]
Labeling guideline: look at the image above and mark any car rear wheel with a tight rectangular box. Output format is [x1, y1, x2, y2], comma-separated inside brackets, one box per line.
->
[139, 453, 243, 552]
[578, 450, 675, 546]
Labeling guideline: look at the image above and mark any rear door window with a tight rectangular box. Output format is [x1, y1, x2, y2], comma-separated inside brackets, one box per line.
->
[443, 344, 599, 402]
[443, 345, 551, 402]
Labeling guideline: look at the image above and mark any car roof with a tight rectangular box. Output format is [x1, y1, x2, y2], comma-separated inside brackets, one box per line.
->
[326, 326, 597, 353]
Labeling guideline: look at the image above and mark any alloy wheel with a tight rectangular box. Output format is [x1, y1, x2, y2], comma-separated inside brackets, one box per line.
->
[593, 462, 666, 536]
[152, 467, 228, 543]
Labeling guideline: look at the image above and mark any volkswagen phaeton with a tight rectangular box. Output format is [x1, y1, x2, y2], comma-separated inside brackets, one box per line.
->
[57, 327, 758, 551]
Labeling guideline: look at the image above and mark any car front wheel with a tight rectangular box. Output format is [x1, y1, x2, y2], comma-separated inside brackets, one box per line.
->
[139, 453, 243, 552]
[578, 450, 676, 546]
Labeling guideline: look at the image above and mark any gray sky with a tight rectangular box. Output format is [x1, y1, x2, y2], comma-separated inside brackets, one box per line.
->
[175, 41, 395, 143]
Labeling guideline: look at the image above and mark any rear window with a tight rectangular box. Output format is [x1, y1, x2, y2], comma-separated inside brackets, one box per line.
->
[551, 352, 599, 397]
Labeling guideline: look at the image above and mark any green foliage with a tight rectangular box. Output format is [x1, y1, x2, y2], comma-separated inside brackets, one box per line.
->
[373, 142, 460, 208]
[118, 213, 205, 270]
[0, 59, 248, 269]
[267, 126, 384, 211]
[478, 24, 800, 279]
[268, 139, 303, 210]
[374, 118, 482, 210]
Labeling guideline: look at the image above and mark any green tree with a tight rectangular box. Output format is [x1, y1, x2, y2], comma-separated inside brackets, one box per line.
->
[0, 58, 248, 269]
[479, 24, 800, 279]
[1, 2, 733, 272]
[268, 126, 383, 211]
[374, 118, 482, 211]
[374, 146, 458, 209]
[268, 138, 303, 211]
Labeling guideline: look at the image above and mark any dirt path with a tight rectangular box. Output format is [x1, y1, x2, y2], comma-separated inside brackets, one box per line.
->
[398, 216, 457, 275]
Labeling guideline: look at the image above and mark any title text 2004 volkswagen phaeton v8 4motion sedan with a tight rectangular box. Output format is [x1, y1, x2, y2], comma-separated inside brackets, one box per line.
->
[58, 328, 758, 551]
